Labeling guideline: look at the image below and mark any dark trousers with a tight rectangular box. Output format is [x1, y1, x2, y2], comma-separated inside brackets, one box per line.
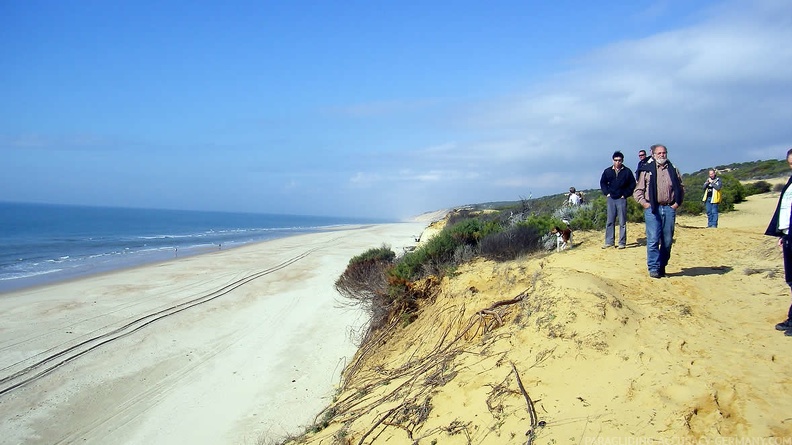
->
[783, 236, 792, 319]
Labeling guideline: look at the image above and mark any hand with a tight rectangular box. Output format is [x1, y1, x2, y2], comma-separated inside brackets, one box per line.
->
[642, 202, 650, 209]
[671, 203, 679, 210]
[779, 238, 784, 248]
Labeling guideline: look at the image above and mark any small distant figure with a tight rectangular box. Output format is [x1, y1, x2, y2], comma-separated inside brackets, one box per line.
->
[600, 150, 636, 249]
[174, 247, 178, 257]
[702, 168, 722, 228]
[567, 187, 581, 206]
[218, 243, 222, 250]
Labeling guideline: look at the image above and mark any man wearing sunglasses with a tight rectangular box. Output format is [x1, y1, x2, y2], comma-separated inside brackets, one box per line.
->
[636, 149, 649, 180]
[633, 144, 685, 278]
[600, 151, 636, 249]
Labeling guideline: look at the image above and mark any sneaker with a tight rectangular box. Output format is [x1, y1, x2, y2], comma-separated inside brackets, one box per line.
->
[602, 245, 614, 249]
[786, 329, 792, 337]
[775, 319, 792, 331]
[617, 245, 626, 249]
[649, 270, 661, 278]
[659, 267, 666, 277]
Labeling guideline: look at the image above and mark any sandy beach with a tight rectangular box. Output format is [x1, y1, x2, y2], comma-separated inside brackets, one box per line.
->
[0, 222, 427, 444]
[294, 190, 792, 443]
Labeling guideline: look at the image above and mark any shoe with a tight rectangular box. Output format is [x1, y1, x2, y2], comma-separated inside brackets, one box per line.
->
[602, 245, 614, 249]
[617, 245, 626, 249]
[775, 319, 792, 331]
[649, 270, 661, 278]
[786, 329, 792, 337]
[659, 267, 666, 277]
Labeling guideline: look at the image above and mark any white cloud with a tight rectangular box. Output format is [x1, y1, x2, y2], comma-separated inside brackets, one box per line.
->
[355, 0, 792, 214]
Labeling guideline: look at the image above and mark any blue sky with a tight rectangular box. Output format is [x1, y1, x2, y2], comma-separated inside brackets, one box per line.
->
[2, 0, 791, 219]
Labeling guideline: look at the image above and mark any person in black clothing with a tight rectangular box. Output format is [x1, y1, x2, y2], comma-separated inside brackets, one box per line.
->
[764, 148, 792, 337]
[600, 150, 636, 249]
[636, 149, 648, 180]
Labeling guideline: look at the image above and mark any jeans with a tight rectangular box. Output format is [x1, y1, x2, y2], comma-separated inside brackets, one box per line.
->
[644, 206, 676, 273]
[706, 200, 719, 227]
[605, 197, 627, 247]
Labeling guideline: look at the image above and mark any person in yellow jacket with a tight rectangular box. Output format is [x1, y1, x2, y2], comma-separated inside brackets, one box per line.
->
[702, 169, 722, 228]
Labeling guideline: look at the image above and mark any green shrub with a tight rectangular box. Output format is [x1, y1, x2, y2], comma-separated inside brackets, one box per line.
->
[336, 245, 395, 304]
[521, 214, 565, 234]
[626, 198, 645, 222]
[347, 244, 396, 265]
[479, 224, 542, 261]
[744, 180, 772, 196]
[679, 199, 703, 215]
[718, 175, 745, 211]
[569, 195, 617, 230]
[392, 216, 508, 282]
[392, 230, 457, 282]
[335, 245, 399, 334]
[447, 217, 502, 245]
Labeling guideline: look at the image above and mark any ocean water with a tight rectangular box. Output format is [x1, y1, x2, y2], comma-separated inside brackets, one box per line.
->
[0, 202, 384, 293]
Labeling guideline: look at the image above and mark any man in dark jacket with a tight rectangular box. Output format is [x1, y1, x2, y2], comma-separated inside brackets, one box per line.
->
[636, 149, 648, 180]
[764, 147, 792, 336]
[600, 150, 636, 249]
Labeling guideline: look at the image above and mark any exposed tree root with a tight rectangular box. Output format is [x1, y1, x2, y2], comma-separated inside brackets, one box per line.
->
[299, 286, 536, 444]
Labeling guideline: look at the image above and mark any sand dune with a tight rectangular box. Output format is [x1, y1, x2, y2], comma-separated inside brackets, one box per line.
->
[297, 191, 792, 443]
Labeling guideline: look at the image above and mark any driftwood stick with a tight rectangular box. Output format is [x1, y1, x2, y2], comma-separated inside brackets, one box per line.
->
[511, 362, 537, 428]
[477, 289, 528, 313]
[357, 405, 400, 445]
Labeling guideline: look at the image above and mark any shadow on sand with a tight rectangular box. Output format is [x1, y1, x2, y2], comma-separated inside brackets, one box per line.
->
[668, 266, 733, 277]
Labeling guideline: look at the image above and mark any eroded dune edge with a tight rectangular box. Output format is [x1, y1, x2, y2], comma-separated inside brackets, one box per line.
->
[292, 192, 792, 443]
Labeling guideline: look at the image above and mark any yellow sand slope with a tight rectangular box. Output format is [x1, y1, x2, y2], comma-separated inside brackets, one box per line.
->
[298, 191, 792, 443]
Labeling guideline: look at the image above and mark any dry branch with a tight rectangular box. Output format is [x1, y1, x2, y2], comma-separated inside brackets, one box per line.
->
[511, 362, 539, 444]
[313, 288, 535, 443]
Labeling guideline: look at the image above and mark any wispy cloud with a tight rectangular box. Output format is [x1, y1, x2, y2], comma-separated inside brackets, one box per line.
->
[346, 0, 792, 214]
[324, 98, 442, 118]
[0, 133, 119, 151]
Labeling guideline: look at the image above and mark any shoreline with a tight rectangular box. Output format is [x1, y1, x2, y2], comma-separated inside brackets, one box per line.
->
[0, 221, 426, 444]
[0, 224, 376, 295]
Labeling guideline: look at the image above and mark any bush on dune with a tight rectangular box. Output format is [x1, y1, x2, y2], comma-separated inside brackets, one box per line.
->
[334, 245, 396, 331]
[392, 230, 458, 281]
[744, 180, 772, 196]
[479, 224, 542, 261]
[337, 212, 557, 336]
